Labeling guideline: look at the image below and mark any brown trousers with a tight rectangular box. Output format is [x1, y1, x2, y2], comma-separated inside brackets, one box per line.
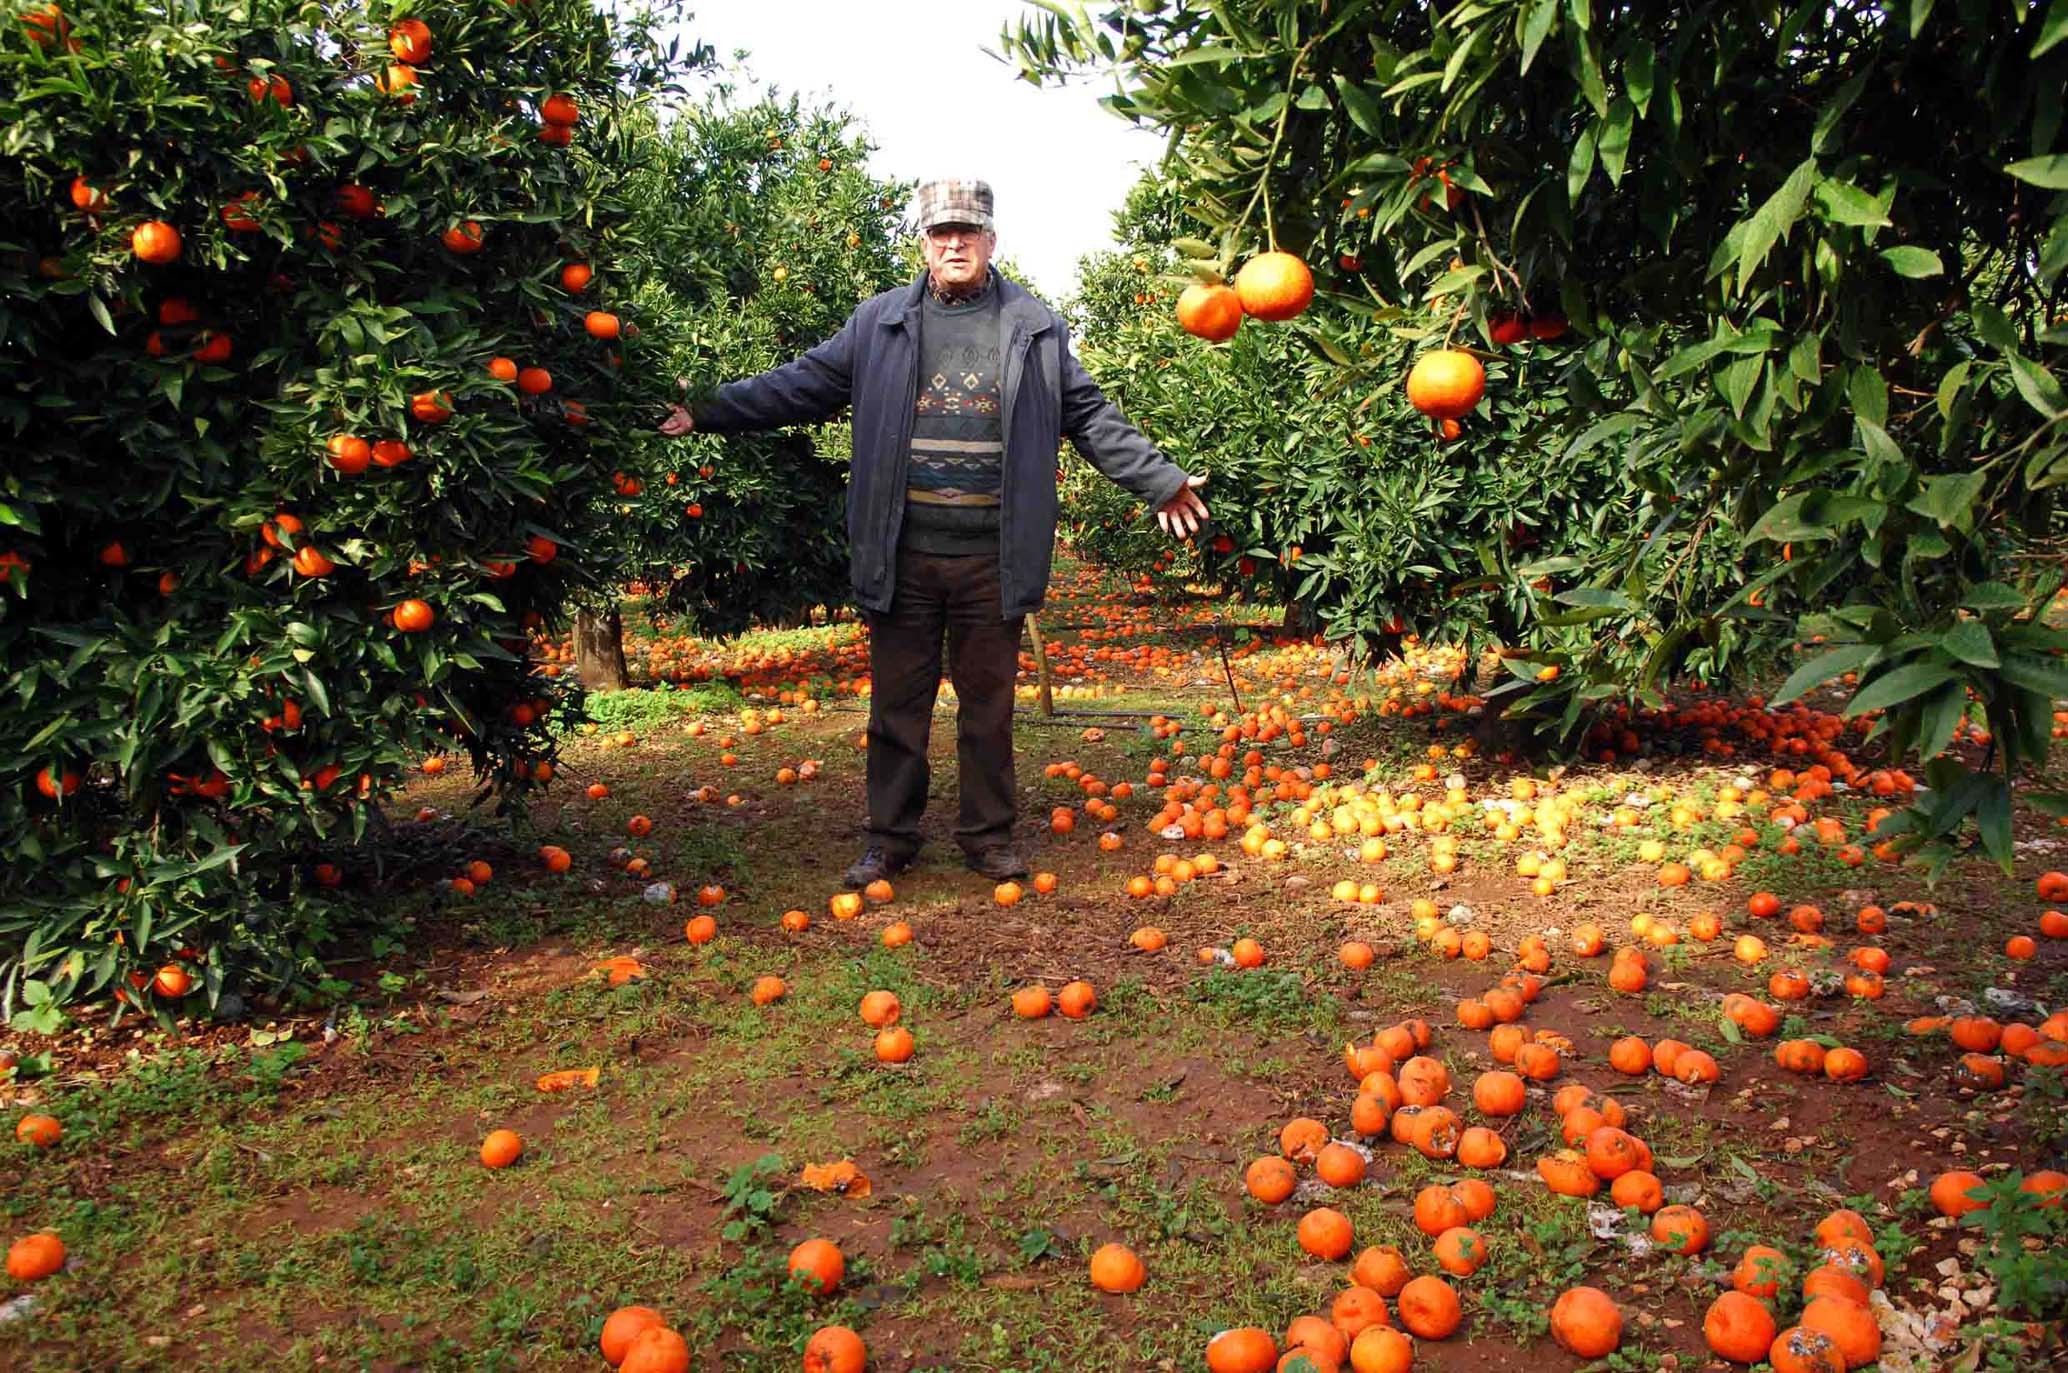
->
[863, 548, 1021, 860]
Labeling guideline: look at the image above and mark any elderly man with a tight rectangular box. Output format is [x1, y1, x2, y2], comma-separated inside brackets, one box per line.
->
[659, 179, 1207, 887]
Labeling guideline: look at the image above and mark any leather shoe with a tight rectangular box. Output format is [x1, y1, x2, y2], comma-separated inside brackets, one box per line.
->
[843, 846, 909, 888]
[965, 846, 1028, 880]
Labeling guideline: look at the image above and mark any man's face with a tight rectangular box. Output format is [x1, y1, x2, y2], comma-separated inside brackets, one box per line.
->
[922, 222, 995, 289]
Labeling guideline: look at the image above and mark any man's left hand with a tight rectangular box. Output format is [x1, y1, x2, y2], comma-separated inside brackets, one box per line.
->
[1156, 472, 1210, 541]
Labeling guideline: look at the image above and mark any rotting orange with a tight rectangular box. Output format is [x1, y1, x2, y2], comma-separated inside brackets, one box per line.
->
[479, 1128, 522, 1169]
[600, 1306, 665, 1366]
[787, 1238, 845, 1294]
[1089, 1241, 1146, 1293]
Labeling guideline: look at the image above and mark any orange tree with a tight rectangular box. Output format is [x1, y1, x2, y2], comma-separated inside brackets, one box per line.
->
[1008, 2, 2068, 872]
[1058, 174, 1227, 598]
[1067, 221, 1680, 645]
[568, 94, 909, 686]
[0, 0, 714, 1022]
[1061, 171, 1674, 643]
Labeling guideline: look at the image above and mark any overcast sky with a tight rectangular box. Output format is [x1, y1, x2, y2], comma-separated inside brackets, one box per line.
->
[669, 1, 1165, 299]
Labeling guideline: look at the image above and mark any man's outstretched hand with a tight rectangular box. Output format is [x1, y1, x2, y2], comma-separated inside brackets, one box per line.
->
[657, 377, 695, 437]
[1156, 472, 1210, 541]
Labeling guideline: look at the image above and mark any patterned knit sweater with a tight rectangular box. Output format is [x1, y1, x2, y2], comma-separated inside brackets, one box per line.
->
[900, 276, 1003, 556]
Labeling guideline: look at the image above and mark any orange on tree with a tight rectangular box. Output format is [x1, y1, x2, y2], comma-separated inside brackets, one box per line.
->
[1176, 281, 1243, 341]
[6, 0, 713, 1027]
[1234, 250, 1314, 321]
[130, 219, 181, 263]
[388, 17, 431, 63]
[390, 599, 435, 632]
[442, 221, 485, 254]
[1404, 349, 1486, 420]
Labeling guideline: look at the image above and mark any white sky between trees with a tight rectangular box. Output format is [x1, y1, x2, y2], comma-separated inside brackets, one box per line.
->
[669, 0, 1166, 301]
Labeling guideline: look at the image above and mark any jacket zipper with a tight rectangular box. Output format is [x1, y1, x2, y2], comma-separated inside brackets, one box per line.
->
[998, 321, 1030, 612]
[884, 312, 920, 589]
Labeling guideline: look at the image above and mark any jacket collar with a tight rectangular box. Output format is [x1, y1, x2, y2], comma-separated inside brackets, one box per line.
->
[883, 268, 1051, 337]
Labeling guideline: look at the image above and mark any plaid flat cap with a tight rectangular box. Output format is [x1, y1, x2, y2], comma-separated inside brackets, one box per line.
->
[913, 178, 994, 233]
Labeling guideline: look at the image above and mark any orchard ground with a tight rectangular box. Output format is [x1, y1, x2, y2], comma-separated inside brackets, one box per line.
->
[4, 560, 2066, 1372]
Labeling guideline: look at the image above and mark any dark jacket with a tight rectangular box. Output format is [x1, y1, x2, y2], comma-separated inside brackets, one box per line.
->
[692, 269, 1192, 619]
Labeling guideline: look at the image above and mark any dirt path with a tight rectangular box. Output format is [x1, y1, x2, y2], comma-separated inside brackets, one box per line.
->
[4, 568, 2064, 1370]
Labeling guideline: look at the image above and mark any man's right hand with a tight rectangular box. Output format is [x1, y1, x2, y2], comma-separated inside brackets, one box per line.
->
[657, 377, 695, 436]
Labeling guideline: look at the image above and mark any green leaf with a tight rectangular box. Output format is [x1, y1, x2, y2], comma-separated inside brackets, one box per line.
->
[1734, 158, 1818, 295]
[1916, 680, 1968, 761]
[1971, 303, 2018, 351]
[1298, 326, 1354, 367]
[1519, 0, 1559, 72]
[1744, 492, 1883, 542]
[185, 844, 247, 877]
[2004, 154, 2068, 190]
[1844, 660, 1960, 717]
[1906, 470, 1985, 531]
[2042, 215, 2068, 287]
[1597, 97, 1634, 186]
[1158, 45, 1241, 70]
[1813, 177, 1891, 228]
[86, 292, 116, 336]
[1573, 31, 1608, 117]
[1940, 620, 1999, 668]
[1772, 642, 1881, 706]
[1538, 605, 1622, 627]
[1563, 412, 1644, 459]
[2036, 0, 2068, 58]
[1811, 71, 1868, 155]
[2006, 353, 2067, 419]
[1936, 360, 1972, 420]
[1851, 366, 1890, 428]
[1718, 354, 1763, 418]
[1625, 45, 1654, 117]
[1961, 582, 2026, 612]
[1880, 245, 1944, 277]
[1554, 587, 1635, 611]
[1441, 27, 1485, 94]
[1998, 649, 2068, 699]
[1910, 0, 1937, 38]
[1332, 75, 1383, 136]
[1566, 121, 1599, 204]
[1658, 323, 1776, 379]
[1977, 779, 2012, 872]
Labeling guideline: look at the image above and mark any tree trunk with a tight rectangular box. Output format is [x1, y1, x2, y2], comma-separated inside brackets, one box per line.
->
[1281, 599, 1318, 637]
[575, 605, 630, 692]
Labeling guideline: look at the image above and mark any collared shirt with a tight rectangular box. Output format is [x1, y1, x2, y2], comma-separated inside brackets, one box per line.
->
[926, 266, 997, 308]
